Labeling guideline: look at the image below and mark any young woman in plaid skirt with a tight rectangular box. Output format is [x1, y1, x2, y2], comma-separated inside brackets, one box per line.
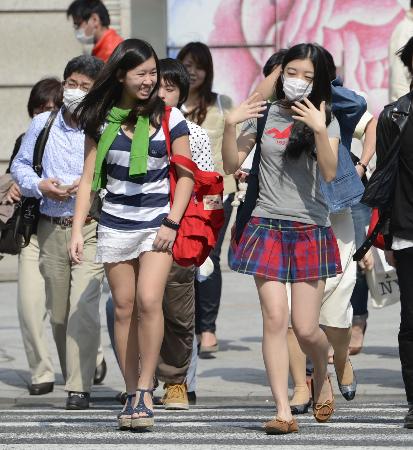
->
[222, 43, 342, 434]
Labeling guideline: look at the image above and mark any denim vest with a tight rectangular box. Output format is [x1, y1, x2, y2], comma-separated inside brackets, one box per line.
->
[319, 80, 367, 212]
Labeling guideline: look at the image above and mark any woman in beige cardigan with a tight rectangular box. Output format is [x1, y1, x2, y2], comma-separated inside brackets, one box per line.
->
[178, 42, 234, 356]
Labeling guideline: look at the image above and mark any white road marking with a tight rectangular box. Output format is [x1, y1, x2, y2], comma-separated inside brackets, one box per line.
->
[0, 421, 404, 429]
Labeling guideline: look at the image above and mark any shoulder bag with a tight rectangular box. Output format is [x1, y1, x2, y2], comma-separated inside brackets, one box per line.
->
[162, 106, 225, 266]
[0, 110, 58, 254]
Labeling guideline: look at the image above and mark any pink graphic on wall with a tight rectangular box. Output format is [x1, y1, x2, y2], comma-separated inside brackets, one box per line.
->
[168, 0, 408, 117]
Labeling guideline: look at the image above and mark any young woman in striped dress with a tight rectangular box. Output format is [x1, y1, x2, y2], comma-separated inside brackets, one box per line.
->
[70, 39, 194, 430]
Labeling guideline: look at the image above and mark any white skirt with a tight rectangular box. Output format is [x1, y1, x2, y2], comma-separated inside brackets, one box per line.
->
[286, 209, 356, 329]
[96, 225, 159, 263]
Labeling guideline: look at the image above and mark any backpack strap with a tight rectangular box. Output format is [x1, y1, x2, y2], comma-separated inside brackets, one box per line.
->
[32, 110, 58, 176]
[250, 103, 271, 175]
[233, 103, 271, 243]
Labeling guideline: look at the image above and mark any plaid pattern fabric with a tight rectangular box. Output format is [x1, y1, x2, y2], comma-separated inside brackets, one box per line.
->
[229, 217, 342, 283]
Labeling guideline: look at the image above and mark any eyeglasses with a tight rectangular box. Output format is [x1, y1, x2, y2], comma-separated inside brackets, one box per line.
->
[64, 80, 91, 92]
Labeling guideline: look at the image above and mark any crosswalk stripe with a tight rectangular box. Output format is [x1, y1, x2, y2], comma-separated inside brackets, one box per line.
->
[1, 403, 412, 447]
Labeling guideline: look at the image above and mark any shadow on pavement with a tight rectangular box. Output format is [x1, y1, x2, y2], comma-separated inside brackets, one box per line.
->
[240, 336, 262, 343]
[0, 368, 31, 388]
[361, 346, 399, 358]
[355, 368, 404, 389]
[216, 339, 251, 352]
[199, 367, 268, 386]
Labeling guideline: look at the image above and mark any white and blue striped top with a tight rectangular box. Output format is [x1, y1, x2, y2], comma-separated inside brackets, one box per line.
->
[99, 107, 189, 231]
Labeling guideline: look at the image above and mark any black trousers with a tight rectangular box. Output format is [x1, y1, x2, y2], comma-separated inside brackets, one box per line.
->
[350, 266, 369, 316]
[195, 193, 234, 334]
[395, 246, 413, 404]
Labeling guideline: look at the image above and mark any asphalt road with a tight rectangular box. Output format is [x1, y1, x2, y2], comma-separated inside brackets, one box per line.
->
[0, 397, 412, 449]
[0, 271, 411, 448]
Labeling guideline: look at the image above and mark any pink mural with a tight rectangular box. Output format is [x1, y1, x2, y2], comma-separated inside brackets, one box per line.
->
[168, 0, 407, 117]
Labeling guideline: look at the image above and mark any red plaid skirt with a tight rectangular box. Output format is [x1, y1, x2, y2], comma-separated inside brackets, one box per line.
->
[229, 217, 342, 283]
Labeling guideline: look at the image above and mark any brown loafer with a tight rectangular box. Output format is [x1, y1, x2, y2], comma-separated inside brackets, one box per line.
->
[311, 376, 335, 423]
[264, 417, 299, 434]
[313, 399, 335, 423]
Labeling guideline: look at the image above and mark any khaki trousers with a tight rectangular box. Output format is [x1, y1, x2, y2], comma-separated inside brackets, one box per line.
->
[17, 234, 54, 384]
[156, 262, 195, 384]
[17, 234, 105, 385]
[37, 218, 104, 393]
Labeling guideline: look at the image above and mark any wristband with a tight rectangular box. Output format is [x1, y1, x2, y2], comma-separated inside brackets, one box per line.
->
[356, 161, 367, 172]
[162, 217, 180, 231]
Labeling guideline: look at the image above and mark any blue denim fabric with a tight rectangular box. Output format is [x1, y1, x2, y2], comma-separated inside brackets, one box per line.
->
[320, 142, 365, 212]
[319, 80, 367, 212]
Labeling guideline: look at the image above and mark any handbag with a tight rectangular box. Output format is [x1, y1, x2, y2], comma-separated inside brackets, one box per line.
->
[0, 174, 20, 255]
[162, 107, 225, 267]
[367, 208, 385, 250]
[365, 246, 400, 309]
[0, 110, 58, 253]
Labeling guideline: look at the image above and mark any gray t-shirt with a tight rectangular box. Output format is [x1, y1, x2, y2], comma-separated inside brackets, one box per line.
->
[242, 103, 340, 227]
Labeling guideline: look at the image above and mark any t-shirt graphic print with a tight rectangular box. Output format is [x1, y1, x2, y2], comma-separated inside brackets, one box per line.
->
[241, 103, 340, 227]
[265, 124, 293, 147]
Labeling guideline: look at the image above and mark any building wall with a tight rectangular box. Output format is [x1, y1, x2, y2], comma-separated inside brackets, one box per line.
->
[0, 0, 133, 174]
[168, 0, 409, 117]
[0, 0, 135, 279]
[130, 0, 167, 58]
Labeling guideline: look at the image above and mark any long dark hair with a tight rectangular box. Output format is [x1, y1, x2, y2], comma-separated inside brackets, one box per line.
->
[75, 39, 164, 140]
[177, 42, 217, 125]
[274, 43, 332, 159]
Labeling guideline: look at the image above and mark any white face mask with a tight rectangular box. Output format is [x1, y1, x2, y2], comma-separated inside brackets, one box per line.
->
[63, 88, 86, 114]
[282, 76, 313, 101]
[75, 28, 94, 45]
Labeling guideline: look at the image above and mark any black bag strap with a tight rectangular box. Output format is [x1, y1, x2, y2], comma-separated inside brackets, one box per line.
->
[233, 104, 271, 243]
[32, 110, 58, 176]
[353, 210, 389, 261]
[249, 103, 271, 176]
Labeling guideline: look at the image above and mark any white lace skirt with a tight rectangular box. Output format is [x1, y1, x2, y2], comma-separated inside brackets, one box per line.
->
[96, 225, 159, 263]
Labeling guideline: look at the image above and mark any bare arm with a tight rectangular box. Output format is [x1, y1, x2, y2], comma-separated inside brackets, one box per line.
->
[354, 115, 377, 178]
[253, 66, 281, 101]
[314, 132, 339, 182]
[291, 98, 338, 182]
[222, 94, 267, 174]
[153, 133, 194, 252]
[359, 117, 377, 166]
[70, 135, 96, 263]
[168, 134, 194, 224]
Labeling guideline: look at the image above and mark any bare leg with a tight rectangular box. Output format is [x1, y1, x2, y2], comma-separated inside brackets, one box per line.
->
[324, 326, 353, 385]
[291, 281, 332, 405]
[287, 328, 310, 406]
[255, 277, 292, 422]
[105, 260, 139, 394]
[135, 251, 173, 413]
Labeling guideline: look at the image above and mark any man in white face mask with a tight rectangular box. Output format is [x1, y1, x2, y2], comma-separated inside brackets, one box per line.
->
[11, 55, 105, 411]
[67, 0, 123, 63]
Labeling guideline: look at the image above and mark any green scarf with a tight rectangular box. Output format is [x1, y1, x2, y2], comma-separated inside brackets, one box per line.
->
[91, 107, 149, 191]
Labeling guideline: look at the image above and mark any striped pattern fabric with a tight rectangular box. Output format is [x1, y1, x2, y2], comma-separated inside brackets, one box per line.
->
[229, 217, 342, 283]
[99, 107, 189, 231]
